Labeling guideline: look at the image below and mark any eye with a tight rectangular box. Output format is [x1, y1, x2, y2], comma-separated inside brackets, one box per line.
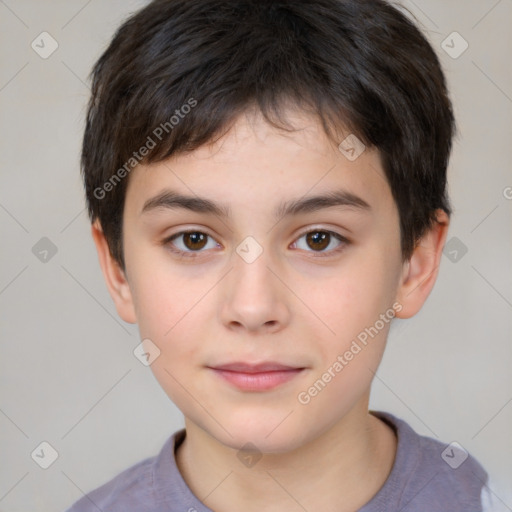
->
[291, 229, 348, 256]
[163, 228, 349, 258]
[164, 230, 220, 257]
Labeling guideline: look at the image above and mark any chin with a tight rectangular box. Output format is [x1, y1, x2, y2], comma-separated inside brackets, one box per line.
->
[202, 414, 312, 455]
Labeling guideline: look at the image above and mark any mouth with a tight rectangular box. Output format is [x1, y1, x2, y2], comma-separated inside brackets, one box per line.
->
[206, 362, 306, 391]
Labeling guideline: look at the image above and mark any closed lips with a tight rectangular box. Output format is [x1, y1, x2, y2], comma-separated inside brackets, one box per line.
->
[209, 362, 305, 373]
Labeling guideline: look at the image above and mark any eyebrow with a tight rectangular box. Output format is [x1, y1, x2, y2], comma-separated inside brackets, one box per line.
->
[141, 188, 371, 221]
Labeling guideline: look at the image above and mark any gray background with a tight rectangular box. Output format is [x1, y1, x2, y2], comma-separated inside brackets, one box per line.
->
[0, 1, 511, 510]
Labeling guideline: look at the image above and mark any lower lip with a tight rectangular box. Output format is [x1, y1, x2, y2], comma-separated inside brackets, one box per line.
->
[209, 368, 305, 391]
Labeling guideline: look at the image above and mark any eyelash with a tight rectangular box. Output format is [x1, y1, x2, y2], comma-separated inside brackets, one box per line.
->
[162, 228, 350, 259]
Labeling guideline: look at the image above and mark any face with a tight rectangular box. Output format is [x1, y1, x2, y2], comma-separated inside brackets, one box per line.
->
[115, 108, 408, 452]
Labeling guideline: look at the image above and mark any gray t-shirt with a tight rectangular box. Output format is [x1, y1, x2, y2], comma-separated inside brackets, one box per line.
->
[64, 411, 490, 511]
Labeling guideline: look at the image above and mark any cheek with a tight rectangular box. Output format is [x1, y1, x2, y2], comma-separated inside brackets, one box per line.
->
[305, 261, 396, 338]
[297, 249, 401, 380]
[296, 273, 395, 413]
[128, 245, 207, 335]
[131, 266, 210, 403]
[128, 258, 225, 380]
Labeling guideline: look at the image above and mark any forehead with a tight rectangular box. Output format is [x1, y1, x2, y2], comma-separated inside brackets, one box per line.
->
[124, 108, 393, 219]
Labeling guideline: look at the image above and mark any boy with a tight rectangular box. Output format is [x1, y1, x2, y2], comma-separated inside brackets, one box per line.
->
[65, 0, 491, 510]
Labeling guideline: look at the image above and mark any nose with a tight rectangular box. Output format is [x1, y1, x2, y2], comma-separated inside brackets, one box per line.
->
[219, 247, 291, 335]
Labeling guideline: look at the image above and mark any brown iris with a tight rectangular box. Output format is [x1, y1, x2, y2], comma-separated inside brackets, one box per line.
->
[306, 231, 330, 251]
[182, 232, 208, 250]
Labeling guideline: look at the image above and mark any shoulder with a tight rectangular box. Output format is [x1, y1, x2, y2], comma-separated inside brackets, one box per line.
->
[367, 411, 489, 512]
[64, 455, 155, 512]
[63, 432, 179, 512]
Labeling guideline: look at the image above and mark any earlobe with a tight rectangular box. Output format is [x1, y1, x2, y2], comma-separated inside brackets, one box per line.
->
[395, 209, 450, 319]
[91, 220, 137, 324]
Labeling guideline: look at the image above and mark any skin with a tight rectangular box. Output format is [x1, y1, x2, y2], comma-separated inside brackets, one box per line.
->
[92, 107, 449, 512]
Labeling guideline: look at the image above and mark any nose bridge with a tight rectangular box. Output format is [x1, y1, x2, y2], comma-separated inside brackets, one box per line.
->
[219, 236, 290, 332]
[233, 240, 274, 293]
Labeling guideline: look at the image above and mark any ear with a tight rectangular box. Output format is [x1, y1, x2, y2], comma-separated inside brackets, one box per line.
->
[90, 219, 137, 324]
[395, 209, 450, 319]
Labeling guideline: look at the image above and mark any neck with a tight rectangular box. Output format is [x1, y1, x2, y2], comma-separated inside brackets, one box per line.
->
[175, 403, 397, 512]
